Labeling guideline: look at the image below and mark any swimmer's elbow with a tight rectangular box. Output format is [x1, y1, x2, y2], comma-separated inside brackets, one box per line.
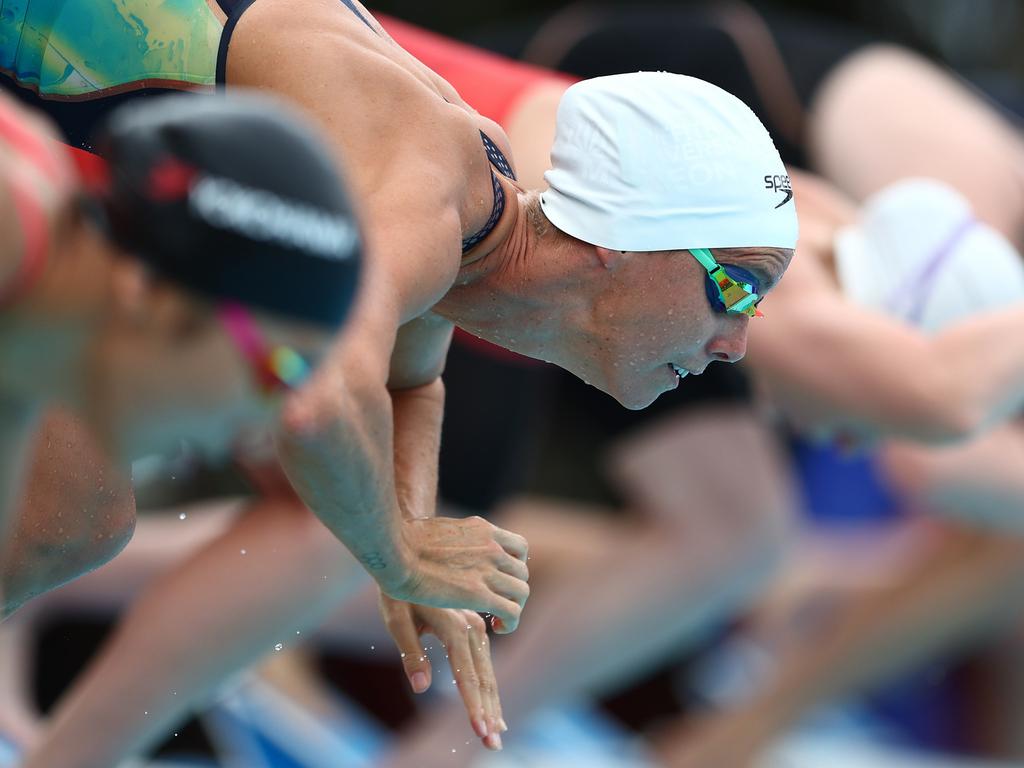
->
[280, 363, 390, 441]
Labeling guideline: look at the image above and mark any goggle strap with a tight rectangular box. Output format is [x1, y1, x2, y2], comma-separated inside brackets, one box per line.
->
[219, 302, 303, 393]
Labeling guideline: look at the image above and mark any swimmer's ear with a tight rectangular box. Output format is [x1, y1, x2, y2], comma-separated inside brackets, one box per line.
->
[594, 246, 632, 271]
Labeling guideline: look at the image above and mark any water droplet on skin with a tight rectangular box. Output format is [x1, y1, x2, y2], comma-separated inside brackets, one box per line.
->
[178, 513, 187, 521]
[240, 549, 247, 555]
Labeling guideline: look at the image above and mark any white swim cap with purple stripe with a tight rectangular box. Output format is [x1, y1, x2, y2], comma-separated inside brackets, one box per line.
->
[539, 71, 798, 252]
[834, 178, 1024, 333]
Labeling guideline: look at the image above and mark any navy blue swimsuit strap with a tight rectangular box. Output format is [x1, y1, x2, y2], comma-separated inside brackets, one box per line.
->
[338, 0, 377, 32]
[462, 131, 517, 254]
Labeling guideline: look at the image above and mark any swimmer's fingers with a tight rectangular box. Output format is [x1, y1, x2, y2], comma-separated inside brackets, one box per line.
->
[467, 620, 505, 749]
[379, 594, 432, 694]
[484, 591, 525, 634]
[438, 611, 490, 744]
[486, 571, 530, 609]
[496, 551, 529, 582]
[492, 527, 529, 562]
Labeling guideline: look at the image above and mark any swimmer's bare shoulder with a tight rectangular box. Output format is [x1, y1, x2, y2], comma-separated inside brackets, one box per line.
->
[225, 0, 492, 391]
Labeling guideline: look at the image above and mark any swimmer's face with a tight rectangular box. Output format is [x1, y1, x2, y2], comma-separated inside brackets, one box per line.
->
[91, 274, 334, 462]
[577, 246, 792, 410]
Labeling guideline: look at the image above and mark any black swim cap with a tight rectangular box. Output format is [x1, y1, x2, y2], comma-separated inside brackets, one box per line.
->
[92, 91, 361, 329]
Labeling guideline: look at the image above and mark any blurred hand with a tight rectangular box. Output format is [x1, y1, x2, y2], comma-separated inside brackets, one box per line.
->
[388, 516, 529, 633]
[379, 593, 507, 750]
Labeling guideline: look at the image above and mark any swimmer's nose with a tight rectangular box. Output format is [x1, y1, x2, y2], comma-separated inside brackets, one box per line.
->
[706, 319, 748, 363]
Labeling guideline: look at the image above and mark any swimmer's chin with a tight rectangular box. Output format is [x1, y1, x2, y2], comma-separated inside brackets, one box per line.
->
[609, 382, 677, 411]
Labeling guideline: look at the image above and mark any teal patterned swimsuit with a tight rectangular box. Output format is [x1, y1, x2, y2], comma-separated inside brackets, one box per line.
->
[0, 0, 223, 97]
[0, 0, 226, 147]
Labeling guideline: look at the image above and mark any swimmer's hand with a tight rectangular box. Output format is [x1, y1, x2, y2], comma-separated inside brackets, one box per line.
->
[379, 593, 507, 750]
[387, 516, 529, 633]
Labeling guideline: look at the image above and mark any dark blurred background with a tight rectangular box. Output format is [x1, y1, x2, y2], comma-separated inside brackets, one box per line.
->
[370, 0, 1024, 78]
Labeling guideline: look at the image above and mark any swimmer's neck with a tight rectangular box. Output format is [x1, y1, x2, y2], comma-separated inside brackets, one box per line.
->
[434, 190, 592, 366]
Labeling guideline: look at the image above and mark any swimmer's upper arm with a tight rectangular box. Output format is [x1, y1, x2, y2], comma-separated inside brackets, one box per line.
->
[390, 312, 454, 389]
[749, 290, 1024, 443]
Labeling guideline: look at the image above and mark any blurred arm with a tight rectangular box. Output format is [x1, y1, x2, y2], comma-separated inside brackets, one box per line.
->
[881, 421, 1024, 529]
[660, 522, 1024, 768]
[749, 286, 1024, 443]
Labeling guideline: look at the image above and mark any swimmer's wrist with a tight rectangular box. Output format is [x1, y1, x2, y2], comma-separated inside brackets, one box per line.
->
[361, 530, 416, 595]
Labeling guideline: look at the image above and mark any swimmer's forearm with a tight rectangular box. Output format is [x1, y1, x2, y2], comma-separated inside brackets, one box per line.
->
[881, 423, 1024, 528]
[277, 375, 413, 590]
[391, 377, 445, 520]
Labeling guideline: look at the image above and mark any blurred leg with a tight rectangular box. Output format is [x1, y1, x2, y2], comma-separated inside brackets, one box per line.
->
[0, 498, 239, 756]
[658, 528, 1024, 766]
[22, 492, 369, 768]
[809, 45, 1024, 247]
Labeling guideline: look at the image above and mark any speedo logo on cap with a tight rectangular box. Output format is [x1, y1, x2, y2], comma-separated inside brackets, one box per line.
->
[764, 174, 793, 209]
[189, 176, 357, 260]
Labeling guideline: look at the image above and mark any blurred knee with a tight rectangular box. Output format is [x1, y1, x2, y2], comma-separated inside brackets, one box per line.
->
[2, 492, 136, 616]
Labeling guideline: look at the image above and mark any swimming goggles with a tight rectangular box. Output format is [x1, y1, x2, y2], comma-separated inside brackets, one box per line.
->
[689, 248, 763, 318]
[219, 302, 312, 395]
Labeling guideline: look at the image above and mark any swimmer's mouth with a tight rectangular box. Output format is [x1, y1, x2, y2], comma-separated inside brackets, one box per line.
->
[670, 363, 690, 380]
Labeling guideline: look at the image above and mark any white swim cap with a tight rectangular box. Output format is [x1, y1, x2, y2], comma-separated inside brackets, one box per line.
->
[834, 178, 1024, 333]
[539, 72, 798, 252]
